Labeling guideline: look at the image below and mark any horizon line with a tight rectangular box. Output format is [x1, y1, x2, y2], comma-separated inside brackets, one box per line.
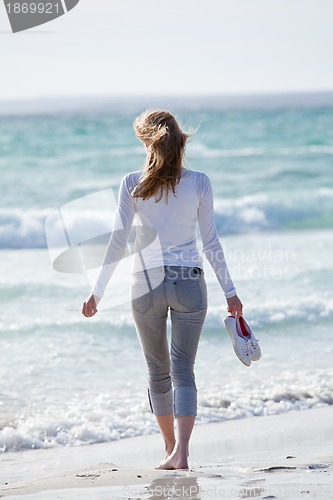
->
[1, 90, 333, 115]
[2, 89, 333, 101]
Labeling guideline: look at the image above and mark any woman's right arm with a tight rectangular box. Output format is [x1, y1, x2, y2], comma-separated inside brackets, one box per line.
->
[82, 174, 136, 316]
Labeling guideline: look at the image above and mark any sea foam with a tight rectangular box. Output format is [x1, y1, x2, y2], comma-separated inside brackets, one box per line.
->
[0, 368, 331, 452]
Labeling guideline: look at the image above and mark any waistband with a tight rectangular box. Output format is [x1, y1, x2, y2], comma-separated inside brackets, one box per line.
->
[163, 265, 203, 278]
[133, 265, 204, 280]
[132, 266, 204, 293]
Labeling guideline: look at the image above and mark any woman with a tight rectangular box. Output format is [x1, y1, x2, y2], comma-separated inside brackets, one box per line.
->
[82, 110, 242, 470]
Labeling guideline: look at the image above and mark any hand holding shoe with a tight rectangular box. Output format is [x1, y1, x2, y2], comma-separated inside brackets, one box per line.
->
[226, 295, 243, 317]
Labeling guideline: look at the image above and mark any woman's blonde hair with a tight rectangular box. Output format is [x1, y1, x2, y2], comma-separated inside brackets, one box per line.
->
[133, 109, 191, 201]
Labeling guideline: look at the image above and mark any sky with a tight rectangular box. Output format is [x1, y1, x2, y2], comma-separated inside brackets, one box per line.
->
[1, 0, 333, 100]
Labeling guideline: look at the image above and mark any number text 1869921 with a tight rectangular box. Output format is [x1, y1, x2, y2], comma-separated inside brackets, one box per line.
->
[5, 3, 60, 14]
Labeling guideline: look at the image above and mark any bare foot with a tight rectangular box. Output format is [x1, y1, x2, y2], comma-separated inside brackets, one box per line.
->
[155, 451, 188, 470]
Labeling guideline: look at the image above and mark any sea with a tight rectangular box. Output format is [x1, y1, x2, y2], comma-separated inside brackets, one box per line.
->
[1, 93, 333, 453]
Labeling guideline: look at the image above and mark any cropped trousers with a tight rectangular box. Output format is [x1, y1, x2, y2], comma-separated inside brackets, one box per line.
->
[131, 265, 207, 417]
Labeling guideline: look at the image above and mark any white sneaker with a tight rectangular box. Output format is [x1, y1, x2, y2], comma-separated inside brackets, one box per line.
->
[237, 316, 261, 362]
[224, 315, 252, 367]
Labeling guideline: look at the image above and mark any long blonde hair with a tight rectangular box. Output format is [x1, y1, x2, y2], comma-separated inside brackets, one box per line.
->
[133, 110, 191, 201]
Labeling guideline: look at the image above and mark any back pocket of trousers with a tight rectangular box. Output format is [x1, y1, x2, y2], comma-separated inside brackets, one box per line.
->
[174, 278, 205, 311]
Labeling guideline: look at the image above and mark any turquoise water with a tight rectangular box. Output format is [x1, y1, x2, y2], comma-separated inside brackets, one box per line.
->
[1, 108, 333, 246]
[0, 100, 333, 452]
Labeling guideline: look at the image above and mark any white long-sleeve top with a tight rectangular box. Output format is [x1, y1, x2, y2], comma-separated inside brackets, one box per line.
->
[91, 168, 236, 299]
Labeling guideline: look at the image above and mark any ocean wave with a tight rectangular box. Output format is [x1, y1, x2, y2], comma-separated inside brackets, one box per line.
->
[214, 190, 333, 234]
[0, 209, 49, 249]
[0, 368, 331, 452]
[0, 208, 113, 249]
[204, 294, 333, 332]
[1, 187, 333, 248]
[198, 368, 333, 422]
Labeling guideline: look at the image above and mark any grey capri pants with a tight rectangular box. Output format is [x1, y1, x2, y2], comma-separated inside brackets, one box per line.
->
[130, 265, 207, 418]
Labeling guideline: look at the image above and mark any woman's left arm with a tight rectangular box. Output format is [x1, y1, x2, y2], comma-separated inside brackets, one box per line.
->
[197, 173, 243, 317]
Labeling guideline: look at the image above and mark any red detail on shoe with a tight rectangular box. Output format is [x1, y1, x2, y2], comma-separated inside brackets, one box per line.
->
[238, 316, 250, 336]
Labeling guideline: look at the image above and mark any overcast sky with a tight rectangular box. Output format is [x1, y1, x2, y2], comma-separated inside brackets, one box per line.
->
[1, 0, 333, 100]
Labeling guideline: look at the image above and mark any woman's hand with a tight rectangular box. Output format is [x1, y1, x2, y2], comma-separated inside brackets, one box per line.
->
[82, 294, 100, 318]
[226, 294, 243, 317]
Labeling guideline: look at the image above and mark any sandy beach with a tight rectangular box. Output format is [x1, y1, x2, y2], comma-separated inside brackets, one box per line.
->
[0, 406, 332, 499]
